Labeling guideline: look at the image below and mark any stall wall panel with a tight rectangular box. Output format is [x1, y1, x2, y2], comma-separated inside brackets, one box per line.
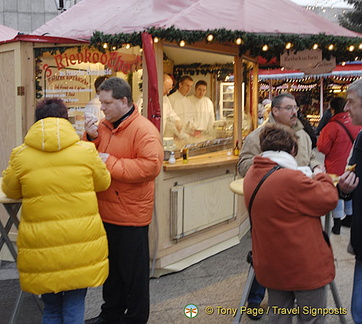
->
[0, 49, 17, 258]
[171, 174, 236, 239]
[0, 50, 16, 172]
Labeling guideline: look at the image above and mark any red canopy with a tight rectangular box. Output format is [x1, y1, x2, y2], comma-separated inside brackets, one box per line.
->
[33, 0, 360, 39]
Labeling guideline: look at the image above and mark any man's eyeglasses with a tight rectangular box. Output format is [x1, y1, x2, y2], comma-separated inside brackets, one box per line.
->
[276, 105, 299, 112]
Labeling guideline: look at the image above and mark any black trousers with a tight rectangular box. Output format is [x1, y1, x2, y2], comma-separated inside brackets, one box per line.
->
[100, 223, 150, 324]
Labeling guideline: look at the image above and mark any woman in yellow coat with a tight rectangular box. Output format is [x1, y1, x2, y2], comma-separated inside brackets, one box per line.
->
[2, 98, 111, 324]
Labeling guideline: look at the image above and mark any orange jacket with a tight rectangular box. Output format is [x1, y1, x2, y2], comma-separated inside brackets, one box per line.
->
[85, 109, 164, 226]
[244, 156, 337, 291]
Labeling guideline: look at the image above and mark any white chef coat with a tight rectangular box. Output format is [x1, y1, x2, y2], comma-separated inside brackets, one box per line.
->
[168, 90, 195, 127]
[188, 95, 215, 132]
[163, 95, 180, 133]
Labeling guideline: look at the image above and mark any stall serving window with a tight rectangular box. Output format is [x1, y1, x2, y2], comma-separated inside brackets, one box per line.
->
[162, 45, 238, 157]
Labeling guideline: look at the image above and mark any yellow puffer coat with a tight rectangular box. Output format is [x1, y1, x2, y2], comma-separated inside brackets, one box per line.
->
[2, 118, 111, 295]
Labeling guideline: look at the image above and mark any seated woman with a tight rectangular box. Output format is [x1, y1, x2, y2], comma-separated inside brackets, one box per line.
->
[243, 123, 338, 324]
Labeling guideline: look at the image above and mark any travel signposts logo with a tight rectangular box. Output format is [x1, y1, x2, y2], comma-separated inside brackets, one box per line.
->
[184, 304, 198, 318]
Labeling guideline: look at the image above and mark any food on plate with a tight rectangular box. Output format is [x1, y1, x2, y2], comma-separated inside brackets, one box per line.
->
[345, 164, 357, 172]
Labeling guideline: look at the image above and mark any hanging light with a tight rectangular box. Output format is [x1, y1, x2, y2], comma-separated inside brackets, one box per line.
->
[359, 43, 362, 50]
[103, 43, 108, 49]
[262, 44, 268, 51]
[285, 42, 292, 49]
[328, 44, 334, 51]
[112, 46, 117, 51]
[235, 37, 243, 45]
[154, 37, 159, 43]
[312, 43, 318, 50]
[179, 40, 186, 47]
[206, 34, 214, 42]
[348, 45, 355, 52]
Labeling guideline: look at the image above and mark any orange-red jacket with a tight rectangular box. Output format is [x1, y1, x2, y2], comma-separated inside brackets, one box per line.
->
[85, 109, 164, 226]
[244, 156, 337, 291]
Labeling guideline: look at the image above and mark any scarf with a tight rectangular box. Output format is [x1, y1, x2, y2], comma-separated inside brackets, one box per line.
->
[261, 150, 312, 178]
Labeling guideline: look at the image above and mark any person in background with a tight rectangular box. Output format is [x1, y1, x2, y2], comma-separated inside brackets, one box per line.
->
[162, 74, 182, 137]
[317, 97, 361, 234]
[257, 103, 265, 126]
[316, 107, 332, 136]
[238, 92, 324, 320]
[297, 109, 317, 148]
[2, 98, 111, 324]
[84, 77, 164, 324]
[188, 80, 215, 136]
[244, 123, 337, 324]
[84, 76, 108, 121]
[338, 78, 362, 324]
[168, 75, 195, 134]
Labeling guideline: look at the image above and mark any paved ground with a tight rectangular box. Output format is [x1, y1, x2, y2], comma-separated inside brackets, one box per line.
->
[0, 224, 356, 324]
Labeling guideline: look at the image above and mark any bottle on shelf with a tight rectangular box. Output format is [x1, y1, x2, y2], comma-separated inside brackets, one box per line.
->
[168, 151, 176, 164]
[233, 140, 240, 156]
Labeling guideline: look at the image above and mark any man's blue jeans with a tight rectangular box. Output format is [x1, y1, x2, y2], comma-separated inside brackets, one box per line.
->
[248, 278, 265, 305]
[42, 288, 87, 324]
[352, 259, 362, 324]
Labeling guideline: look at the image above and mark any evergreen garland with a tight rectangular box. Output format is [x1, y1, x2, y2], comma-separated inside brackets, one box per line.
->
[90, 27, 362, 64]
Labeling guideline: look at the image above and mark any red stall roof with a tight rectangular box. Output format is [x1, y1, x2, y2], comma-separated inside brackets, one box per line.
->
[32, 0, 360, 39]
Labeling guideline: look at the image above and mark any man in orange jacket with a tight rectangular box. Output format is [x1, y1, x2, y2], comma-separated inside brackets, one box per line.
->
[84, 77, 164, 324]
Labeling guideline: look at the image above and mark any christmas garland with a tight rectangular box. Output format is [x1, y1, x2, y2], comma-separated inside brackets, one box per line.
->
[90, 27, 362, 63]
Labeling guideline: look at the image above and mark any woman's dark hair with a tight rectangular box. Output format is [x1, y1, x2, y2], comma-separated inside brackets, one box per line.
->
[330, 97, 346, 114]
[260, 123, 298, 156]
[35, 98, 68, 122]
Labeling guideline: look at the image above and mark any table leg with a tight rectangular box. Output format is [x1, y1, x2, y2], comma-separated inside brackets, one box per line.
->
[0, 217, 17, 260]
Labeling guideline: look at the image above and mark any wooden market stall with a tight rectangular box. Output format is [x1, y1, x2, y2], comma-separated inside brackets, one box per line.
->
[258, 63, 362, 127]
[1, 0, 361, 274]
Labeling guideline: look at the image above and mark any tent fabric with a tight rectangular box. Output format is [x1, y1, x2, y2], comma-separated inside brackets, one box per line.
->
[0, 24, 18, 42]
[33, 0, 359, 39]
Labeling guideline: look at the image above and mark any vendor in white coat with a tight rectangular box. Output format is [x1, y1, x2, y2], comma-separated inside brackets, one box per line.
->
[188, 80, 215, 136]
[169, 75, 195, 133]
[162, 74, 182, 137]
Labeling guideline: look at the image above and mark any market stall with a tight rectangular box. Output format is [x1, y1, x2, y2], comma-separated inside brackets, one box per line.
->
[258, 62, 362, 127]
[1, 0, 361, 275]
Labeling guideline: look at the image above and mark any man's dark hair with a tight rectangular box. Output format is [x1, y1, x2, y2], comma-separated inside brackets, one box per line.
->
[195, 80, 207, 88]
[260, 123, 298, 156]
[99, 77, 133, 106]
[179, 75, 193, 84]
[35, 98, 68, 122]
[330, 97, 346, 114]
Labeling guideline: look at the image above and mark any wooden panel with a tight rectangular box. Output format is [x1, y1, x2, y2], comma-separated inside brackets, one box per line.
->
[0, 50, 16, 172]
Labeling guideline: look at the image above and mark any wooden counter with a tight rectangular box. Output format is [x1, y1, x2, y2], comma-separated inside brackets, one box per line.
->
[163, 150, 239, 171]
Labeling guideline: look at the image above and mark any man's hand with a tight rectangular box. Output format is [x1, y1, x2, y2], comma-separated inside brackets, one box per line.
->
[338, 171, 359, 194]
[85, 116, 99, 139]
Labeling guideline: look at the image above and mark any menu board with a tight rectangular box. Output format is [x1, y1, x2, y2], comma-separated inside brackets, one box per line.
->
[37, 46, 142, 136]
